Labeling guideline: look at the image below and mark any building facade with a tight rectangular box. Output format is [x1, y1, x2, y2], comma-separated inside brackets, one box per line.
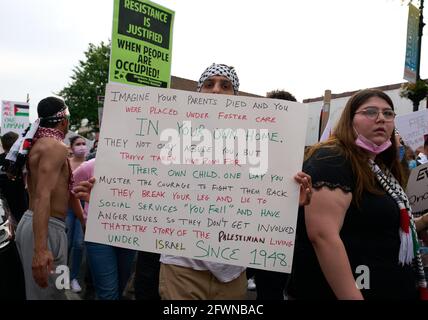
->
[303, 82, 428, 146]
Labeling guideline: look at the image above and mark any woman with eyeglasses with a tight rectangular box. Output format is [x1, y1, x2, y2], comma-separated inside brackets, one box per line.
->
[287, 89, 428, 300]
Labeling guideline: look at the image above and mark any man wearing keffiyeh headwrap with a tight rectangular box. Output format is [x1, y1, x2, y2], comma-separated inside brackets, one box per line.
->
[157, 63, 248, 300]
[156, 64, 313, 300]
[13, 97, 84, 300]
[73, 64, 313, 300]
[196, 63, 240, 95]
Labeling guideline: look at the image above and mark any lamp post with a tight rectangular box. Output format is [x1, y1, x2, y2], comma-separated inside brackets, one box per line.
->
[402, 0, 427, 111]
[416, 0, 425, 81]
[417, 0, 427, 112]
[411, 0, 427, 111]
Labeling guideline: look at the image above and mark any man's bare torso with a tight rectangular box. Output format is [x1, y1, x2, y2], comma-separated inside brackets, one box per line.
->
[27, 137, 70, 219]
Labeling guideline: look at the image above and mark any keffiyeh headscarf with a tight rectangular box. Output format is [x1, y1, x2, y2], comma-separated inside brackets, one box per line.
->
[197, 63, 240, 95]
[369, 159, 428, 299]
[6, 105, 69, 180]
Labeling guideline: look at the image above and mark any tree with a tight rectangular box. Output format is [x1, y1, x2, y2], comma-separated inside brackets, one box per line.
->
[400, 79, 428, 111]
[58, 41, 110, 133]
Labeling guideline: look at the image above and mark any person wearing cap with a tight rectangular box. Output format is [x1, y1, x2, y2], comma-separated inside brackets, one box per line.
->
[11, 97, 84, 299]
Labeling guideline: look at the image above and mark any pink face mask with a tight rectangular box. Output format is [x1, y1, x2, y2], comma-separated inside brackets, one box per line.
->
[355, 131, 392, 155]
[73, 145, 88, 157]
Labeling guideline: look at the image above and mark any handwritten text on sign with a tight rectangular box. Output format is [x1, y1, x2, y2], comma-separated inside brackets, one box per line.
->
[85, 83, 308, 273]
[395, 109, 428, 151]
[406, 162, 428, 213]
[1, 100, 29, 135]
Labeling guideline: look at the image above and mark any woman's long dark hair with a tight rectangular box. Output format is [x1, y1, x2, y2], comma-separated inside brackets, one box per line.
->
[306, 89, 403, 204]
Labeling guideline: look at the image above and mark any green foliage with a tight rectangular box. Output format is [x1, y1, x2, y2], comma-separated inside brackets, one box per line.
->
[400, 0, 421, 6]
[58, 41, 110, 131]
[400, 79, 428, 104]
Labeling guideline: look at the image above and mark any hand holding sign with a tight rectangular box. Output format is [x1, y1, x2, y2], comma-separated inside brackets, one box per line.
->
[85, 83, 308, 273]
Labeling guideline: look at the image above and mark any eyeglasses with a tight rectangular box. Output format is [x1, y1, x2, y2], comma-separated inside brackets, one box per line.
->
[354, 107, 396, 121]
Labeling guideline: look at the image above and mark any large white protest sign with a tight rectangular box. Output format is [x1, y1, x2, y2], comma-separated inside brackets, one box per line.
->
[395, 109, 428, 151]
[1, 100, 29, 135]
[85, 83, 308, 273]
[406, 162, 428, 213]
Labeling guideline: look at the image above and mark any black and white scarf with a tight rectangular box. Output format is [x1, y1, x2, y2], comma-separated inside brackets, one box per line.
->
[197, 63, 240, 94]
[369, 159, 428, 298]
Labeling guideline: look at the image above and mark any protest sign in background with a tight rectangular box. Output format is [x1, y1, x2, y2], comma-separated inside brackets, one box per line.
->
[109, 0, 174, 88]
[1, 100, 29, 135]
[85, 83, 308, 273]
[406, 162, 428, 214]
[395, 109, 428, 151]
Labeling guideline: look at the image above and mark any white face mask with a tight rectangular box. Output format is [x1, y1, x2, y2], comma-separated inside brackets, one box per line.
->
[354, 129, 392, 155]
[72, 145, 88, 157]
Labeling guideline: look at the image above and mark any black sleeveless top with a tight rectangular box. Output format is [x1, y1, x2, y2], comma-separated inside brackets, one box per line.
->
[288, 147, 418, 300]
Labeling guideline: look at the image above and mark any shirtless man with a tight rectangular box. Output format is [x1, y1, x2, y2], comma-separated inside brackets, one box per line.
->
[14, 97, 83, 299]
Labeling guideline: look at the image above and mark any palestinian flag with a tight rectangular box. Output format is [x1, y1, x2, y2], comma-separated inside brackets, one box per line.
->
[14, 104, 29, 117]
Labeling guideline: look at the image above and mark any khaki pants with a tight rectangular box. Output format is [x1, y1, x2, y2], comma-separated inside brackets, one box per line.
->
[159, 263, 247, 300]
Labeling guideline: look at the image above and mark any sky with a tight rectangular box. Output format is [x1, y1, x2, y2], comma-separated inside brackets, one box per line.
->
[0, 0, 426, 121]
